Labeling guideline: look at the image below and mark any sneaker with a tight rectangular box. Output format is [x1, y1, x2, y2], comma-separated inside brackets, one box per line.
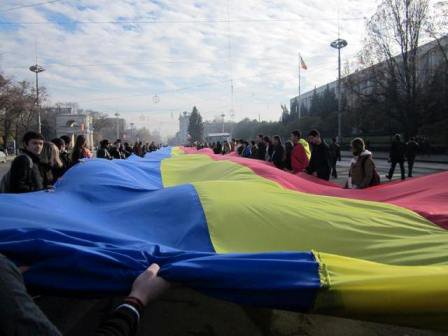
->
[385, 175, 392, 181]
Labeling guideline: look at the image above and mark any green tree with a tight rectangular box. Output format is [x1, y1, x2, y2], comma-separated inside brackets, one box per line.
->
[280, 105, 290, 125]
[299, 102, 309, 117]
[188, 106, 204, 143]
[309, 89, 321, 116]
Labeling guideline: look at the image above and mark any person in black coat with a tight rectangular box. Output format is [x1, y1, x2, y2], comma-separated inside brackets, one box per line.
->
[214, 141, 222, 154]
[109, 140, 124, 159]
[9, 132, 45, 193]
[263, 136, 274, 161]
[0, 254, 169, 336]
[256, 134, 266, 160]
[97, 139, 113, 160]
[123, 143, 133, 158]
[328, 137, 341, 179]
[405, 137, 419, 178]
[306, 129, 331, 181]
[386, 134, 406, 180]
[284, 141, 293, 171]
[271, 135, 285, 169]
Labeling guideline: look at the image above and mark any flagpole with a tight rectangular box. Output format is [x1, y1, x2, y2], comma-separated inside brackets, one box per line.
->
[298, 52, 301, 120]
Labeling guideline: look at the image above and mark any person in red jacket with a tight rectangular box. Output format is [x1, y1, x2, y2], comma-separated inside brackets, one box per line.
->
[290, 130, 311, 174]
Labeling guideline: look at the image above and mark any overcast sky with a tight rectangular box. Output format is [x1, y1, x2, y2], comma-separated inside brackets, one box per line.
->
[0, 0, 380, 137]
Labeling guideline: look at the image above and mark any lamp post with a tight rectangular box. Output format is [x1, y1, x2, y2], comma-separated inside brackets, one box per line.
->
[130, 122, 134, 142]
[330, 38, 347, 142]
[114, 113, 120, 139]
[220, 113, 225, 133]
[29, 64, 45, 133]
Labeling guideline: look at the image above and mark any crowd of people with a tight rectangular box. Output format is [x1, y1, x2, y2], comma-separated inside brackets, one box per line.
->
[0, 128, 430, 335]
[204, 129, 420, 189]
[0, 129, 423, 194]
[0, 131, 161, 194]
[0, 132, 167, 335]
[97, 139, 160, 160]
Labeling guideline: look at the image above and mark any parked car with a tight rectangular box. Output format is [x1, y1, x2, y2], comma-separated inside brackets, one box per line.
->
[0, 151, 6, 163]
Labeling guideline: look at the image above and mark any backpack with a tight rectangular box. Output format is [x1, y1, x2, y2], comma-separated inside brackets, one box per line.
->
[0, 155, 33, 193]
[361, 155, 380, 187]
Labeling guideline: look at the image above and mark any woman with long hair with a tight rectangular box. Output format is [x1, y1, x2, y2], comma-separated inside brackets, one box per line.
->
[40, 141, 64, 187]
[284, 140, 294, 171]
[71, 135, 92, 166]
[263, 136, 274, 161]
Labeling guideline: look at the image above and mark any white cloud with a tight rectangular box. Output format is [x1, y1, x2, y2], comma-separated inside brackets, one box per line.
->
[0, 0, 381, 136]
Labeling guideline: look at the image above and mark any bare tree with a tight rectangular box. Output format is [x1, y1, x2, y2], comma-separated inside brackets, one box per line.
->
[91, 112, 113, 143]
[135, 127, 152, 143]
[357, 0, 430, 137]
[0, 75, 36, 149]
[426, 1, 448, 63]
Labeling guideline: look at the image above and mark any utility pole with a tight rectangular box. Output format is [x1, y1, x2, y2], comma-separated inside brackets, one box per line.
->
[330, 38, 347, 142]
[29, 64, 45, 133]
[298, 53, 301, 119]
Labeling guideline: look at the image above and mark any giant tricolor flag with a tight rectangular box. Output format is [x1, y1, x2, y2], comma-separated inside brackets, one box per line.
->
[0, 147, 447, 330]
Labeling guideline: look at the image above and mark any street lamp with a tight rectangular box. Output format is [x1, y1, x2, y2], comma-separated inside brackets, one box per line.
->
[220, 113, 226, 133]
[130, 122, 134, 141]
[330, 38, 347, 142]
[114, 112, 120, 139]
[29, 64, 45, 134]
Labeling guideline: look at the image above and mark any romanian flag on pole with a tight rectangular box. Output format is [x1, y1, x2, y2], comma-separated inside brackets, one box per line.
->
[1, 147, 448, 330]
[300, 55, 308, 70]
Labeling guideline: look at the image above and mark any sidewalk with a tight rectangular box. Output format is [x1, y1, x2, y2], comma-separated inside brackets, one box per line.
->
[5, 155, 16, 162]
[341, 151, 448, 163]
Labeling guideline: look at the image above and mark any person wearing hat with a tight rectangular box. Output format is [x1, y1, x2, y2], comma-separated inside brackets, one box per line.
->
[97, 139, 112, 160]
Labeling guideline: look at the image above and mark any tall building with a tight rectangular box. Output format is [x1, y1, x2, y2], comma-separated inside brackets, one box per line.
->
[178, 111, 190, 144]
[290, 36, 448, 118]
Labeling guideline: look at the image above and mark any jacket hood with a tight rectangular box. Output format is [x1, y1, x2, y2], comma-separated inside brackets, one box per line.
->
[350, 149, 372, 165]
[360, 149, 372, 157]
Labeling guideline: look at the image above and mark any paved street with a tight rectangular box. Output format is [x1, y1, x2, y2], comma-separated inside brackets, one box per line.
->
[1, 156, 447, 186]
[331, 156, 448, 186]
[0, 161, 10, 179]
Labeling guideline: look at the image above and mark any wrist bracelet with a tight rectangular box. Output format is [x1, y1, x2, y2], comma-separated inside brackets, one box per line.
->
[115, 303, 140, 321]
